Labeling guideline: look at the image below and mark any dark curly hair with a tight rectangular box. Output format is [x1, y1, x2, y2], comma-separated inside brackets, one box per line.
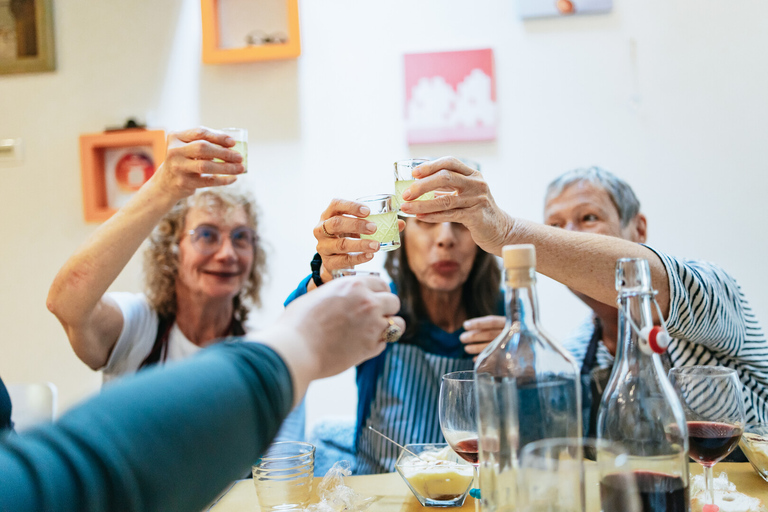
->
[143, 188, 266, 322]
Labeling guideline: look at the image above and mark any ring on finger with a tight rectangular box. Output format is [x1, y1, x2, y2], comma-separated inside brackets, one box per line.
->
[321, 220, 335, 238]
[382, 317, 403, 343]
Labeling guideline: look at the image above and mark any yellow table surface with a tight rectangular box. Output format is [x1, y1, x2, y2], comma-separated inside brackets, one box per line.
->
[208, 463, 768, 512]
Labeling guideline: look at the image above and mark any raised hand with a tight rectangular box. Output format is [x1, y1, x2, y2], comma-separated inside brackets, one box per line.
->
[154, 126, 245, 201]
[258, 276, 405, 391]
[312, 198, 405, 284]
[399, 156, 514, 257]
[460, 315, 506, 360]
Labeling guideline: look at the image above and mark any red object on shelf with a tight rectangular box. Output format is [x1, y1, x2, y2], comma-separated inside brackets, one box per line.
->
[79, 129, 165, 223]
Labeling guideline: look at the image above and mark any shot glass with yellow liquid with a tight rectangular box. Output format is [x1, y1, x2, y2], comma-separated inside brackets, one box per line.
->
[356, 194, 400, 252]
[394, 159, 432, 216]
[217, 127, 248, 172]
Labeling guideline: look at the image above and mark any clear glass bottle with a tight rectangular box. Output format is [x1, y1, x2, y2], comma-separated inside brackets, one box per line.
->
[597, 258, 689, 512]
[474, 244, 582, 512]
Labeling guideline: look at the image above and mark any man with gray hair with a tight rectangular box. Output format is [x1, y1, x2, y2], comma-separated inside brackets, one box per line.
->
[398, 158, 768, 441]
[542, 166, 648, 364]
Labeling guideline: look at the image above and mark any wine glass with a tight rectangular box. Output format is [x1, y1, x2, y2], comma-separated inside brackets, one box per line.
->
[669, 366, 746, 508]
[439, 371, 478, 463]
[439, 371, 479, 507]
[518, 437, 642, 512]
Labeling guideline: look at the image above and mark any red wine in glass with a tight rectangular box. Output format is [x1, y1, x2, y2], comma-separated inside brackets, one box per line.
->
[450, 437, 479, 465]
[602, 471, 688, 512]
[688, 420, 743, 466]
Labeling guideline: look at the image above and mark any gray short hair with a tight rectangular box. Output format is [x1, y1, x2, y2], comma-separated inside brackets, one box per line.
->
[545, 166, 641, 227]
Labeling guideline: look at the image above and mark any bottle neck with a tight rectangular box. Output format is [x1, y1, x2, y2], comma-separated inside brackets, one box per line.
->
[616, 292, 661, 367]
[503, 267, 539, 327]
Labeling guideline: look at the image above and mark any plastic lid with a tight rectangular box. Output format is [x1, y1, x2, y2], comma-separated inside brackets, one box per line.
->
[502, 244, 536, 269]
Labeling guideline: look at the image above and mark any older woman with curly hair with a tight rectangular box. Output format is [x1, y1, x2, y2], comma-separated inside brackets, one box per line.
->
[48, 127, 304, 441]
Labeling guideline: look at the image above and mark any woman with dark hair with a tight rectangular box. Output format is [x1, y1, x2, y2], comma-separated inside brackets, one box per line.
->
[286, 196, 503, 474]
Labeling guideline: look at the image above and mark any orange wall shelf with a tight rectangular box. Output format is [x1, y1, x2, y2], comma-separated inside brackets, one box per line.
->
[201, 0, 301, 64]
[79, 129, 166, 223]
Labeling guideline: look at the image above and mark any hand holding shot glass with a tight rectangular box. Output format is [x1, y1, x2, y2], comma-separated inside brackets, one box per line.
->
[356, 194, 400, 252]
[313, 197, 405, 285]
[213, 127, 248, 173]
[395, 157, 486, 220]
[394, 159, 433, 215]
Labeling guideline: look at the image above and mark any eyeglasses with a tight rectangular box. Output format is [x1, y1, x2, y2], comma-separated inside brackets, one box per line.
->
[186, 224, 257, 255]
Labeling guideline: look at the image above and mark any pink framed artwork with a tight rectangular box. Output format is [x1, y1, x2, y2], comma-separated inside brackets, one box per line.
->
[404, 49, 496, 145]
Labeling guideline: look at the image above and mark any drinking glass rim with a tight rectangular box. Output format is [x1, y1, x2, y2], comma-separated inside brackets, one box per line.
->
[394, 158, 429, 166]
[331, 268, 381, 277]
[356, 193, 394, 202]
[520, 436, 629, 460]
[442, 370, 475, 382]
[258, 441, 315, 462]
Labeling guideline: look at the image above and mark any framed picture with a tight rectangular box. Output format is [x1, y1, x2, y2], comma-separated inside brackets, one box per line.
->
[518, 0, 612, 19]
[0, 0, 56, 74]
[404, 48, 496, 145]
[79, 129, 166, 223]
[201, 0, 301, 64]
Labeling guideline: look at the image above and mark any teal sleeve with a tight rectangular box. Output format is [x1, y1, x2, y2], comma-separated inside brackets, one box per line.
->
[0, 341, 293, 512]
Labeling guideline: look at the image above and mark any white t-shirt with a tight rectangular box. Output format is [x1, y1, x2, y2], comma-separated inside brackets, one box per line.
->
[100, 292, 306, 441]
[102, 292, 202, 382]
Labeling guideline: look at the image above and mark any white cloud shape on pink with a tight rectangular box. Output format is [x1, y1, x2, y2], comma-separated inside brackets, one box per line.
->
[407, 69, 496, 130]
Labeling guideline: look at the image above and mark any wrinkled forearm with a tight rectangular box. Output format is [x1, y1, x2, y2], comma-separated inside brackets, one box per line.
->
[502, 219, 670, 314]
[46, 177, 180, 362]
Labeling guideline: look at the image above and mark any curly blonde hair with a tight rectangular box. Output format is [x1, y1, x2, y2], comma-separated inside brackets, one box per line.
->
[143, 188, 266, 322]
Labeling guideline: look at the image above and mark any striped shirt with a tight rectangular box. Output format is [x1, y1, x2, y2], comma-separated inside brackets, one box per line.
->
[563, 247, 768, 423]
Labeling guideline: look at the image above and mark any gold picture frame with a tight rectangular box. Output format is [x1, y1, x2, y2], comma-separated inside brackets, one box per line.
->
[0, 0, 56, 75]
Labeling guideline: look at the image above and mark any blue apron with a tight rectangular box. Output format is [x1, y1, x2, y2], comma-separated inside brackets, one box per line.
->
[355, 343, 474, 474]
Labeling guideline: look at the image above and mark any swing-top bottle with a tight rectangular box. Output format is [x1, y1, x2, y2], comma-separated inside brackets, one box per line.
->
[597, 258, 689, 512]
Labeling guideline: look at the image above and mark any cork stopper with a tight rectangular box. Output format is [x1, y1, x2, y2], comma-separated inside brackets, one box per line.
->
[503, 244, 536, 270]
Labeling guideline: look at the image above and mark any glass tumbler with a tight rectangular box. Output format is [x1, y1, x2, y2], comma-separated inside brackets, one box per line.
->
[394, 158, 431, 215]
[252, 441, 315, 512]
[356, 194, 400, 252]
[518, 438, 641, 512]
[220, 127, 248, 172]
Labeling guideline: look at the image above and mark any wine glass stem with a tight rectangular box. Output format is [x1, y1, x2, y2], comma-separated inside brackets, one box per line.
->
[704, 464, 715, 505]
[473, 465, 480, 512]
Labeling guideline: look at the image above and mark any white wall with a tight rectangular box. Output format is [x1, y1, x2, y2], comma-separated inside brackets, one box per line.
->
[0, 0, 766, 435]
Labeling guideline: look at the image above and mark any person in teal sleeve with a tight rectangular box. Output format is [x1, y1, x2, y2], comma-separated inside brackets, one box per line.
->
[0, 276, 403, 512]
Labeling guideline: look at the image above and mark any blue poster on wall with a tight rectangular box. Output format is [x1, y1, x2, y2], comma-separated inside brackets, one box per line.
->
[518, 0, 612, 19]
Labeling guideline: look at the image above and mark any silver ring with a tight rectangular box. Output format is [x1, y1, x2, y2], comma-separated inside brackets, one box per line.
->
[382, 317, 402, 343]
[321, 220, 334, 238]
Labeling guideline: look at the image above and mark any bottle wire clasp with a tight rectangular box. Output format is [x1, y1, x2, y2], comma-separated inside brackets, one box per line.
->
[617, 291, 671, 355]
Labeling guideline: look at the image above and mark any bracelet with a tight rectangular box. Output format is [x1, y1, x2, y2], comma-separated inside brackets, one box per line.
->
[311, 252, 324, 287]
